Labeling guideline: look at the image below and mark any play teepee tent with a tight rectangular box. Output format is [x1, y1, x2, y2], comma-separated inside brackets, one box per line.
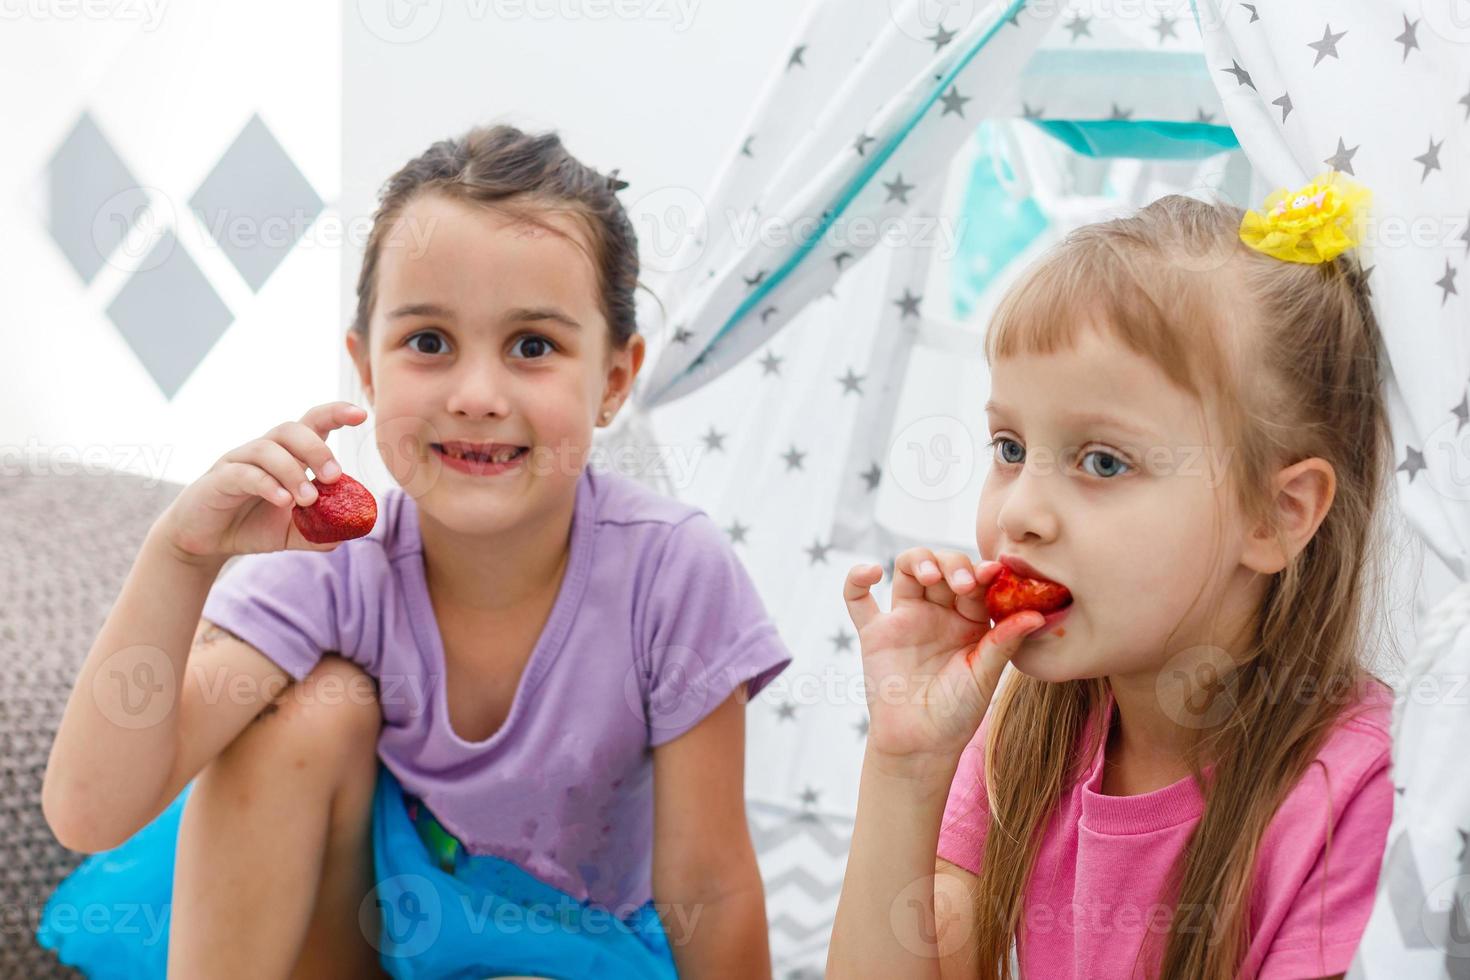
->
[598, 0, 1468, 973]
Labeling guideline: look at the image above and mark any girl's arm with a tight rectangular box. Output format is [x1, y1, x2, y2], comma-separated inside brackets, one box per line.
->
[40, 532, 284, 851]
[829, 750, 965, 978]
[826, 550, 1045, 978]
[41, 401, 366, 852]
[651, 689, 771, 980]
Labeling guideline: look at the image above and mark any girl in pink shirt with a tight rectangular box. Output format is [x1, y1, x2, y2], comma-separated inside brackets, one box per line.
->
[828, 178, 1395, 979]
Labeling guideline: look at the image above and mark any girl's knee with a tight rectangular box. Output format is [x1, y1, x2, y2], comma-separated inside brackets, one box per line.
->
[257, 655, 382, 759]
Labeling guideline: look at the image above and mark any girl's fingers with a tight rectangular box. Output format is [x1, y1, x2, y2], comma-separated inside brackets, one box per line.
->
[843, 563, 884, 632]
[954, 558, 1001, 623]
[300, 401, 368, 440]
[219, 461, 294, 507]
[973, 560, 1004, 590]
[955, 584, 988, 626]
[227, 439, 316, 506]
[933, 551, 978, 594]
[893, 548, 943, 604]
[964, 610, 1046, 701]
[905, 548, 974, 610]
[268, 420, 342, 485]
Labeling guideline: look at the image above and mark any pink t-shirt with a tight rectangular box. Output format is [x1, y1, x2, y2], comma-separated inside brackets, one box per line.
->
[937, 677, 1395, 979]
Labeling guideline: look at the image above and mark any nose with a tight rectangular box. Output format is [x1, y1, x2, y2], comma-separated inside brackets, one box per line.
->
[445, 358, 512, 419]
[992, 459, 1060, 544]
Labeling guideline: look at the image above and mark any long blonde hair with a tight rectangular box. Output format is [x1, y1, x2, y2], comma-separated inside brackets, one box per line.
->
[970, 194, 1399, 978]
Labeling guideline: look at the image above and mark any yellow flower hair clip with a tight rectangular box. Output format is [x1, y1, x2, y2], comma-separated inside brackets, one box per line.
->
[1238, 172, 1372, 264]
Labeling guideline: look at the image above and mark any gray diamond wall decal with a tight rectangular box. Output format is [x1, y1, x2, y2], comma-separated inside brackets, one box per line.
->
[106, 230, 233, 399]
[188, 112, 324, 292]
[45, 111, 149, 285]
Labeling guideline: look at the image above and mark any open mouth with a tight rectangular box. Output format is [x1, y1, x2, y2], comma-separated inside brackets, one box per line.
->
[985, 565, 1074, 625]
[429, 444, 530, 476]
[431, 444, 528, 464]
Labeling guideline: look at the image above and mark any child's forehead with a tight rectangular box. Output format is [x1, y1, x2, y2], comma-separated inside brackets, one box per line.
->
[987, 331, 1210, 439]
[391, 191, 590, 252]
[374, 193, 602, 316]
[992, 326, 1160, 391]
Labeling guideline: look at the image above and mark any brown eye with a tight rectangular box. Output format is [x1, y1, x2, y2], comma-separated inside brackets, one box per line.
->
[511, 334, 557, 360]
[407, 330, 447, 355]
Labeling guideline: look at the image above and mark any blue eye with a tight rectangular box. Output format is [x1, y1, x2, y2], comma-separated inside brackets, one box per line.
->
[1080, 450, 1130, 479]
[985, 437, 1131, 479]
[511, 334, 557, 360]
[988, 436, 1025, 466]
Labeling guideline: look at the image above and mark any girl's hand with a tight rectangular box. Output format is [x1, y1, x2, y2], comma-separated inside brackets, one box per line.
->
[844, 548, 1046, 769]
[158, 402, 369, 562]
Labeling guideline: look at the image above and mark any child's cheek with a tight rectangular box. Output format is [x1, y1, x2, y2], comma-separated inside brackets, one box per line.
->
[1089, 531, 1202, 660]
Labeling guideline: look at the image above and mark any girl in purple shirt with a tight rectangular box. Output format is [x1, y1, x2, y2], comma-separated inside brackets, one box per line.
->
[40, 124, 791, 979]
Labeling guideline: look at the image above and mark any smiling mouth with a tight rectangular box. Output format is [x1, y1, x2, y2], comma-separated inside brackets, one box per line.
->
[431, 444, 528, 464]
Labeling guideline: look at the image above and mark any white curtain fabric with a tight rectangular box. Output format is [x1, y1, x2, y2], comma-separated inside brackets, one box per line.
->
[597, 0, 1469, 973]
[1189, 2, 1470, 975]
[636, 0, 1234, 407]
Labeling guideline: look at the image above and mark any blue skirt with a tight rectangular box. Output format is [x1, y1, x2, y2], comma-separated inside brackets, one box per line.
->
[37, 762, 680, 979]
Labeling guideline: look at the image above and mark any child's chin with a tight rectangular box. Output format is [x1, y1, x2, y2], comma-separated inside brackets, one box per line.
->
[1008, 637, 1085, 683]
[421, 495, 528, 535]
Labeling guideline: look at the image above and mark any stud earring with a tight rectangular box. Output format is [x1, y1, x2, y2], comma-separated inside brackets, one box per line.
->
[599, 409, 613, 424]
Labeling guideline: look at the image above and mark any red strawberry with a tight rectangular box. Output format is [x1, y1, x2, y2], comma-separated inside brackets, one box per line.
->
[984, 566, 1072, 624]
[292, 473, 377, 544]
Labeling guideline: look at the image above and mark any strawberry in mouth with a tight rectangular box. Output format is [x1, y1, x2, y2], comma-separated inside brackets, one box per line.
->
[985, 566, 1074, 626]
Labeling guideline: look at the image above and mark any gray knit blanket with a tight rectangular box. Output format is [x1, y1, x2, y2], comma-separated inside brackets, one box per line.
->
[1, 462, 190, 976]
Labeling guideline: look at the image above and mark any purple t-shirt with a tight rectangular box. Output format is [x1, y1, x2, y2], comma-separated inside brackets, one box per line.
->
[201, 465, 792, 915]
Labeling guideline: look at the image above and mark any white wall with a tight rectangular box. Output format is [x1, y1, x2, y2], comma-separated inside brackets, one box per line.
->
[0, 2, 341, 488]
[1, 0, 805, 490]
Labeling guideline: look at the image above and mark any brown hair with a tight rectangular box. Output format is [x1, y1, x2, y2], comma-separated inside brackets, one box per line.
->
[351, 123, 640, 349]
[970, 194, 1399, 978]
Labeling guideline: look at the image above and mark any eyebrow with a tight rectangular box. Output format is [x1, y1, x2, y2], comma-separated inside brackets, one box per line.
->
[984, 400, 1158, 440]
[388, 302, 582, 330]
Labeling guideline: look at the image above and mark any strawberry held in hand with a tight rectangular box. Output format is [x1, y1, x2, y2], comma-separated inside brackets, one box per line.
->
[292, 472, 377, 544]
[985, 565, 1073, 625]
